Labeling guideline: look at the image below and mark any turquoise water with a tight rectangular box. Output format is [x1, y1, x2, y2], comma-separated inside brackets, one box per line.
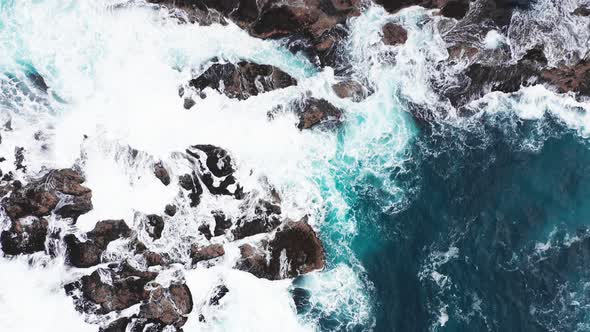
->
[2, 1, 590, 332]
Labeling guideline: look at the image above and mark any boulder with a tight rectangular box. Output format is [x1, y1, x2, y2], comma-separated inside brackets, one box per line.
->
[1, 168, 92, 222]
[232, 199, 282, 240]
[188, 61, 297, 100]
[65, 220, 132, 268]
[382, 22, 408, 46]
[235, 218, 325, 279]
[190, 243, 225, 264]
[267, 219, 325, 279]
[178, 172, 203, 207]
[145, 214, 165, 240]
[332, 79, 368, 102]
[573, 5, 590, 16]
[541, 60, 590, 97]
[296, 98, 344, 130]
[0, 217, 48, 255]
[139, 283, 193, 328]
[153, 162, 171, 186]
[164, 204, 177, 217]
[213, 210, 232, 236]
[186, 145, 244, 199]
[76, 264, 158, 314]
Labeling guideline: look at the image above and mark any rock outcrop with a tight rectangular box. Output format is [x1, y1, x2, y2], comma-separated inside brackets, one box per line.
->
[67, 262, 193, 331]
[1, 168, 92, 255]
[235, 218, 325, 280]
[149, 0, 362, 67]
[65, 219, 132, 268]
[296, 97, 344, 130]
[382, 22, 408, 46]
[187, 61, 297, 101]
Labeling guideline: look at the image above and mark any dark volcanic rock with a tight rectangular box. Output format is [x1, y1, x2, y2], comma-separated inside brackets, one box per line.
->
[153, 162, 171, 186]
[145, 214, 165, 240]
[139, 283, 193, 328]
[78, 264, 158, 314]
[296, 97, 344, 130]
[186, 145, 244, 199]
[188, 61, 297, 100]
[382, 22, 408, 46]
[375, 0, 470, 18]
[573, 5, 590, 16]
[65, 220, 132, 268]
[541, 60, 590, 97]
[151, 0, 361, 67]
[213, 210, 232, 236]
[2, 168, 92, 221]
[235, 218, 325, 280]
[235, 243, 270, 278]
[164, 204, 177, 217]
[232, 199, 282, 240]
[1, 168, 92, 255]
[0, 217, 48, 255]
[208, 285, 229, 305]
[332, 79, 367, 102]
[190, 243, 225, 264]
[178, 172, 203, 207]
[267, 219, 325, 279]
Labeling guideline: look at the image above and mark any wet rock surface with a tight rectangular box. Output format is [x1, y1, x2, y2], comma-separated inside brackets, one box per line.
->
[0, 217, 48, 255]
[296, 97, 344, 130]
[382, 22, 408, 46]
[0, 168, 93, 255]
[235, 218, 325, 280]
[150, 0, 362, 67]
[67, 262, 192, 330]
[65, 219, 132, 268]
[188, 61, 297, 100]
[332, 79, 368, 102]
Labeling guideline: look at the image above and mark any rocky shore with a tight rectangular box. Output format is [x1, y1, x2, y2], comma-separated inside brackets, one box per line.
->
[2, 0, 590, 331]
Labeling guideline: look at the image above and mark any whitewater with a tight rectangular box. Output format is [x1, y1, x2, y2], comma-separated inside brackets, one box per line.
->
[1, 0, 590, 331]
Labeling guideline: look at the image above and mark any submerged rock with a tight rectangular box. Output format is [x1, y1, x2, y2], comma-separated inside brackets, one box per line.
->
[382, 22, 408, 46]
[188, 61, 297, 100]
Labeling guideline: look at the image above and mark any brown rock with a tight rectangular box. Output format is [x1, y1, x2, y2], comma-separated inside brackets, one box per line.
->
[153, 162, 171, 186]
[332, 80, 367, 102]
[190, 244, 225, 264]
[267, 219, 325, 279]
[188, 61, 297, 100]
[297, 98, 344, 130]
[65, 220, 132, 268]
[382, 22, 408, 46]
[0, 217, 48, 255]
[139, 283, 193, 328]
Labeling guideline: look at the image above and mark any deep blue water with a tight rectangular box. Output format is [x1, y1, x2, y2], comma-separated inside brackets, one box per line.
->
[351, 112, 590, 331]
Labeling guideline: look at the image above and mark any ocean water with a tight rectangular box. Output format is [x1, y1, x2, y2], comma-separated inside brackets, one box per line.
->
[1, 1, 590, 332]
